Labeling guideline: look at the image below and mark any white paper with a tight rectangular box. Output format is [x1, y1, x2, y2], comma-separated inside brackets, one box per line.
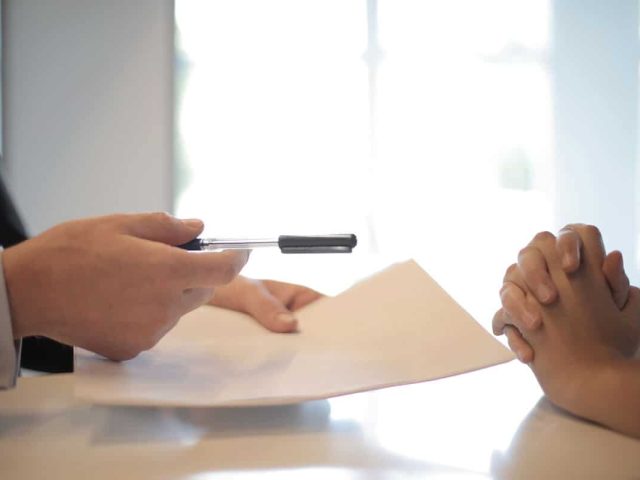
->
[74, 260, 515, 406]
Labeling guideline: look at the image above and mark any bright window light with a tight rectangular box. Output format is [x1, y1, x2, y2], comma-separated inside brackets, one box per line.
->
[174, 0, 552, 329]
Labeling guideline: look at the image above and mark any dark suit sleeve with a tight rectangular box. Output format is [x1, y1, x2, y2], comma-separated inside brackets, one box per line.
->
[0, 173, 73, 373]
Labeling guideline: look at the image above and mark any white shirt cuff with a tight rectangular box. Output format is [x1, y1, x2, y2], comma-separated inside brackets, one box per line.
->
[0, 248, 20, 389]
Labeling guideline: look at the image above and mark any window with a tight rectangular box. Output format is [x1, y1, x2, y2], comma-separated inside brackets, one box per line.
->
[175, 1, 637, 331]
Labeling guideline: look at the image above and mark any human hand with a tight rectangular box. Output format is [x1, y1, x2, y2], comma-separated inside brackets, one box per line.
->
[209, 276, 323, 332]
[507, 227, 640, 412]
[2, 213, 249, 360]
[493, 224, 631, 362]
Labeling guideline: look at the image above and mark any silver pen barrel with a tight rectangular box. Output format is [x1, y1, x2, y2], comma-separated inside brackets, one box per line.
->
[198, 238, 278, 250]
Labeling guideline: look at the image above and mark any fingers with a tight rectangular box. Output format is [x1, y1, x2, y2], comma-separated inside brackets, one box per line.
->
[242, 283, 300, 333]
[619, 286, 640, 356]
[209, 278, 323, 333]
[501, 262, 542, 330]
[288, 288, 324, 311]
[503, 326, 535, 363]
[517, 245, 557, 304]
[556, 227, 582, 272]
[117, 212, 248, 287]
[120, 212, 204, 245]
[494, 280, 540, 333]
[560, 223, 605, 270]
[261, 280, 324, 311]
[492, 308, 535, 363]
[603, 250, 630, 309]
[182, 249, 250, 287]
[492, 307, 510, 336]
[515, 227, 602, 304]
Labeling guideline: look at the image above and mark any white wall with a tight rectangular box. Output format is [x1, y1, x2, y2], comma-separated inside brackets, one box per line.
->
[552, 0, 638, 276]
[2, 0, 174, 235]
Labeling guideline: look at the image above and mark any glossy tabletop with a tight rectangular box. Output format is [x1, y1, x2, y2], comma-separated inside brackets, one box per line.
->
[1, 361, 639, 479]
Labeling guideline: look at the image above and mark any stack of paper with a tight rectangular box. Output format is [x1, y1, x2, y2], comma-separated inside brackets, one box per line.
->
[74, 260, 514, 406]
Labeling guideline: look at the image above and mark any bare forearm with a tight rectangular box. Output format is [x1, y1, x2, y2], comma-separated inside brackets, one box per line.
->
[562, 359, 640, 438]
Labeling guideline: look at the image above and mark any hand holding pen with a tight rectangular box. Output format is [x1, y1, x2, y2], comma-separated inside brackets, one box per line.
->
[179, 234, 358, 254]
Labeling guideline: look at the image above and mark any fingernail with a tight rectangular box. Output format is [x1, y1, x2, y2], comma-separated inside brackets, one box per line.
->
[562, 254, 573, 270]
[183, 218, 204, 229]
[516, 349, 526, 363]
[276, 313, 298, 330]
[537, 285, 554, 303]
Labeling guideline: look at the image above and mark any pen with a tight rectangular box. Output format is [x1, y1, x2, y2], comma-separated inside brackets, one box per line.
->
[179, 234, 357, 254]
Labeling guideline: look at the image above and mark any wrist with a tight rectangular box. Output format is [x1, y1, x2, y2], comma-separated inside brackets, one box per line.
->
[2, 243, 44, 338]
[556, 354, 624, 421]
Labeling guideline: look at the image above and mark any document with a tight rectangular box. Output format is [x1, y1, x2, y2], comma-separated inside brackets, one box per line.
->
[74, 260, 514, 406]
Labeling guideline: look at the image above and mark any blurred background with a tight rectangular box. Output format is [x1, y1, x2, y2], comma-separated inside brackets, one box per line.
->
[2, 0, 638, 331]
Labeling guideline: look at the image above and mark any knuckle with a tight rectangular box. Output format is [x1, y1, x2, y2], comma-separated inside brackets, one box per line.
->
[152, 211, 175, 225]
[583, 224, 602, 240]
[532, 230, 555, 244]
[499, 282, 512, 299]
[562, 222, 584, 232]
[492, 310, 506, 334]
[561, 227, 578, 238]
[503, 263, 518, 281]
[517, 246, 536, 262]
[499, 285, 521, 311]
[558, 224, 578, 235]
[556, 235, 580, 259]
[500, 288, 528, 322]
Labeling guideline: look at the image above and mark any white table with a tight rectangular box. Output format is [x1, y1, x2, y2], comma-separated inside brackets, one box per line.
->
[1, 361, 639, 479]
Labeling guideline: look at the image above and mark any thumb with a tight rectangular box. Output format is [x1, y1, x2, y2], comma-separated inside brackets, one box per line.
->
[245, 284, 299, 333]
[621, 286, 640, 356]
[603, 250, 630, 309]
[120, 212, 204, 245]
[623, 286, 640, 317]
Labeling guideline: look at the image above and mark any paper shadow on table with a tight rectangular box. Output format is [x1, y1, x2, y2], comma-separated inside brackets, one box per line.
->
[0, 412, 59, 437]
[90, 399, 472, 476]
[0, 375, 77, 437]
[90, 399, 350, 445]
[491, 397, 640, 479]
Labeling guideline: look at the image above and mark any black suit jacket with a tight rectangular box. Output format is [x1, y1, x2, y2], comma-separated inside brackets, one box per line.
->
[0, 173, 73, 373]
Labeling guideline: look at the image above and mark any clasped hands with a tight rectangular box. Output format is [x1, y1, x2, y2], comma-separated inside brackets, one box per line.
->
[493, 224, 640, 435]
